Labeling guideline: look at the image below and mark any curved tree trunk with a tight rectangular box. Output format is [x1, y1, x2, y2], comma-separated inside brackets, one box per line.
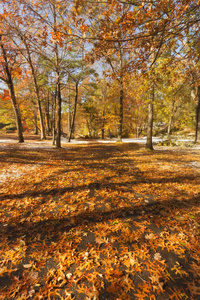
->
[0, 35, 24, 143]
[33, 77, 46, 140]
[26, 46, 46, 140]
[15, 31, 46, 140]
[8, 81, 24, 143]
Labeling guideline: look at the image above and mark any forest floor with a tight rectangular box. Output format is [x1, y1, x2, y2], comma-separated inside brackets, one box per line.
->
[0, 133, 200, 300]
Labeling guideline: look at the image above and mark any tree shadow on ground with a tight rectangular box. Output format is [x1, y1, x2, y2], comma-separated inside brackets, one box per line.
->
[0, 192, 199, 299]
[0, 138, 200, 299]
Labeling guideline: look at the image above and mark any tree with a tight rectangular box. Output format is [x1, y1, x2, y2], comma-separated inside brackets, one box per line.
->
[1, 0, 200, 144]
[0, 34, 24, 142]
[67, 62, 98, 142]
[196, 86, 200, 143]
[17, 32, 46, 140]
[0, 0, 47, 139]
[75, 0, 200, 146]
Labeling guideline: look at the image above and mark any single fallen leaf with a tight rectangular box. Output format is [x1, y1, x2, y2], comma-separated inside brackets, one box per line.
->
[23, 264, 32, 268]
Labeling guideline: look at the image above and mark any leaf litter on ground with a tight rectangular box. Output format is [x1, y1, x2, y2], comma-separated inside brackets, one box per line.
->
[0, 134, 200, 300]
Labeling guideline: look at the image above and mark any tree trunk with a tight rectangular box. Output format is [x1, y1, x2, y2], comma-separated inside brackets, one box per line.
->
[146, 85, 154, 150]
[56, 78, 62, 148]
[0, 35, 24, 143]
[8, 82, 24, 143]
[34, 110, 38, 135]
[167, 115, 173, 136]
[136, 126, 142, 138]
[101, 109, 105, 139]
[195, 86, 200, 143]
[30, 63, 46, 140]
[52, 90, 56, 145]
[108, 129, 111, 139]
[68, 83, 71, 138]
[46, 92, 50, 136]
[117, 79, 123, 142]
[20, 37, 46, 140]
[167, 100, 175, 136]
[68, 81, 78, 142]
[168, 100, 174, 136]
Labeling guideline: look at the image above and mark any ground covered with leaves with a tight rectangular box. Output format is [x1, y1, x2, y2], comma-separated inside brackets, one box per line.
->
[0, 134, 200, 300]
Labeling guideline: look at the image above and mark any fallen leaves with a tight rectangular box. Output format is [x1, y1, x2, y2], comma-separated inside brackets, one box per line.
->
[0, 138, 200, 299]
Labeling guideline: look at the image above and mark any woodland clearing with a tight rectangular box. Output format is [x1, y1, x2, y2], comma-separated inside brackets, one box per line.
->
[0, 134, 200, 300]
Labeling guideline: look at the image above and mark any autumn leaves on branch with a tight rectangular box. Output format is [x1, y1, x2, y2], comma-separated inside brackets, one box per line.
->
[0, 1, 200, 147]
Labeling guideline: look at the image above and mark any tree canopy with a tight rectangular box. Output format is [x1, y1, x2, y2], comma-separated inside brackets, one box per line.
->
[0, 0, 200, 145]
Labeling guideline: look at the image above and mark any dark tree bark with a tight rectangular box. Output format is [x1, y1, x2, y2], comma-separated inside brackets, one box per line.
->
[146, 84, 154, 150]
[8, 81, 24, 143]
[52, 3, 62, 148]
[117, 43, 124, 142]
[68, 83, 71, 138]
[68, 81, 79, 142]
[56, 77, 62, 148]
[101, 82, 107, 140]
[101, 109, 105, 139]
[52, 89, 57, 146]
[46, 92, 50, 136]
[33, 110, 38, 135]
[0, 35, 24, 143]
[118, 78, 123, 142]
[195, 86, 200, 143]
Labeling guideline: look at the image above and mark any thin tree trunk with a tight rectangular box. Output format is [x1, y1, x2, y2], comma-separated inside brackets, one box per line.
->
[68, 83, 71, 138]
[52, 89, 57, 145]
[108, 129, 111, 139]
[19, 36, 46, 140]
[146, 84, 154, 150]
[0, 35, 24, 143]
[195, 86, 200, 143]
[53, 3, 62, 148]
[167, 115, 173, 136]
[30, 60, 46, 140]
[118, 79, 123, 142]
[168, 101, 182, 136]
[86, 119, 92, 138]
[34, 110, 38, 135]
[68, 81, 78, 142]
[8, 81, 24, 143]
[46, 92, 50, 136]
[102, 109, 105, 139]
[167, 100, 175, 136]
[56, 78, 62, 148]
[136, 126, 141, 138]
[118, 43, 124, 142]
